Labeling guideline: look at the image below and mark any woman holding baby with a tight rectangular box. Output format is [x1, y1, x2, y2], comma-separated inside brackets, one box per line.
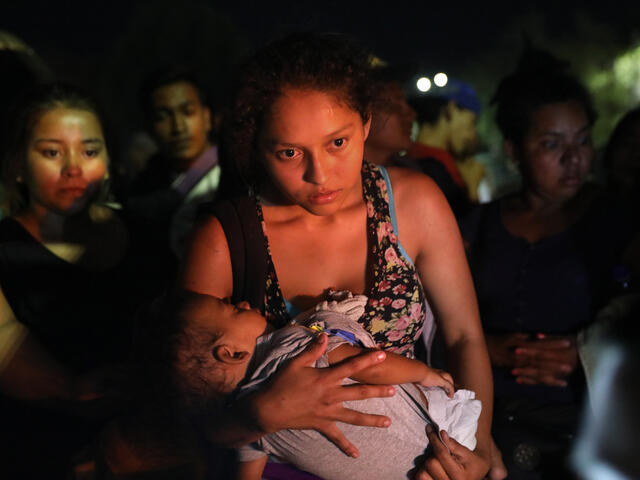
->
[180, 33, 495, 480]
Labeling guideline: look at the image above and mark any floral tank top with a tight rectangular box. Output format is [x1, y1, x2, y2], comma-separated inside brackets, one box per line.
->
[256, 161, 430, 358]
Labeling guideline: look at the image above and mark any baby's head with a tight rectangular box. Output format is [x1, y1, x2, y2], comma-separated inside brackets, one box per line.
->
[173, 292, 267, 400]
[138, 291, 267, 412]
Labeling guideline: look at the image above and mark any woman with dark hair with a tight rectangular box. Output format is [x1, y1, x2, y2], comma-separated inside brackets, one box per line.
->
[461, 48, 630, 479]
[181, 33, 493, 479]
[0, 83, 154, 477]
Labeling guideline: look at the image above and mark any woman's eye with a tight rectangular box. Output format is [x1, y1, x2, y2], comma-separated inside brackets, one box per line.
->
[276, 148, 298, 160]
[542, 141, 558, 150]
[333, 138, 346, 148]
[85, 149, 100, 158]
[42, 149, 59, 158]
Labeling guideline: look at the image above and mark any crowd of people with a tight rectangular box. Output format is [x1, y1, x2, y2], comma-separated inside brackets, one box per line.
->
[0, 29, 638, 480]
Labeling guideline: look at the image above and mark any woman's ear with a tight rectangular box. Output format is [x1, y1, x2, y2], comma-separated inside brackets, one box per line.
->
[212, 345, 250, 364]
[363, 115, 372, 141]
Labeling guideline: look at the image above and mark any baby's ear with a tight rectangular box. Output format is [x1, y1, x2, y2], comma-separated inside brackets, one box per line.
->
[212, 345, 250, 364]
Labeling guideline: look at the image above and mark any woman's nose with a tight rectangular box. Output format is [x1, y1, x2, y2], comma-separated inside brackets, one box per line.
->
[61, 152, 82, 177]
[303, 155, 328, 185]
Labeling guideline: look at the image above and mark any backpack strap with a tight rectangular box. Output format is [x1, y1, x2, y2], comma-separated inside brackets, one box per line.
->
[199, 195, 267, 311]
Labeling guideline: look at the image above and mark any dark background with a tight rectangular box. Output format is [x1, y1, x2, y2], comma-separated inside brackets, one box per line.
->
[3, 0, 640, 161]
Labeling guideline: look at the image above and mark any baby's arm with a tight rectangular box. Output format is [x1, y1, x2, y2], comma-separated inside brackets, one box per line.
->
[236, 456, 267, 480]
[327, 345, 454, 397]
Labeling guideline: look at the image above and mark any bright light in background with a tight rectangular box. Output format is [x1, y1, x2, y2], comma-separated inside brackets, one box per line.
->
[417, 77, 431, 92]
[434, 72, 448, 87]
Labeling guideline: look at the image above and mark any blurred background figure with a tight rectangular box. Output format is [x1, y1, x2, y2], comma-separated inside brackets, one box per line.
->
[461, 47, 633, 480]
[571, 302, 640, 480]
[402, 77, 483, 217]
[364, 64, 416, 167]
[601, 106, 640, 216]
[0, 83, 147, 478]
[122, 67, 222, 289]
[0, 31, 52, 216]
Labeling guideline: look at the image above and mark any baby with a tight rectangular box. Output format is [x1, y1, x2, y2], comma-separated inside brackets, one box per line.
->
[171, 291, 481, 480]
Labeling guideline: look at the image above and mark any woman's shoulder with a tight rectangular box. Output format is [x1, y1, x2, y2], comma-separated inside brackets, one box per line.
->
[384, 165, 450, 214]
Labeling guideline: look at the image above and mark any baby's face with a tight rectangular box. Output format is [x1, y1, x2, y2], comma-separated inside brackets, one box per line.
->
[180, 296, 268, 393]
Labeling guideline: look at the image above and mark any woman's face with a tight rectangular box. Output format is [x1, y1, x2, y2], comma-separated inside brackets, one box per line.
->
[515, 100, 593, 202]
[259, 88, 370, 216]
[24, 107, 108, 216]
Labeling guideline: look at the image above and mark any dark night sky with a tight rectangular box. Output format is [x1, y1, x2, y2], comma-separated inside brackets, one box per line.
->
[3, 0, 639, 72]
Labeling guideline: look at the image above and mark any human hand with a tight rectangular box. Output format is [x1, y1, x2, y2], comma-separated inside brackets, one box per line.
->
[418, 368, 455, 398]
[485, 333, 530, 369]
[414, 425, 490, 480]
[252, 333, 394, 458]
[487, 437, 507, 480]
[511, 334, 578, 387]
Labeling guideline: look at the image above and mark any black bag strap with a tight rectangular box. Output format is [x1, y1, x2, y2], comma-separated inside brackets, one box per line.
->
[200, 195, 267, 311]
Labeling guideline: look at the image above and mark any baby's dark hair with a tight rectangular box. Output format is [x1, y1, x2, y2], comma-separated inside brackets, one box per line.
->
[1, 82, 109, 215]
[134, 291, 228, 415]
[222, 32, 375, 188]
[491, 45, 596, 148]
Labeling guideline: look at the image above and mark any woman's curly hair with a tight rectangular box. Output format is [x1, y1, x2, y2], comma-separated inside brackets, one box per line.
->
[491, 45, 596, 149]
[222, 32, 375, 189]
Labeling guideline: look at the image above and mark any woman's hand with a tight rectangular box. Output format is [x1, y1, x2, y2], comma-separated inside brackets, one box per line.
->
[414, 426, 490, 480]
[485, 333, 529, 369]
[251, 333, 395, 458]
[511, 334, 578, 387]
[418, 368, 455, 398]
[486, 333, 578, 387]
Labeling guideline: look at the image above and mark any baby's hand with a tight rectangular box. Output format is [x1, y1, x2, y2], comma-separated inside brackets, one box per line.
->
[418, 368, 455, 398]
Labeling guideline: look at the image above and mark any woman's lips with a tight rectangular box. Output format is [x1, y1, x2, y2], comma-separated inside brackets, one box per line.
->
[59, 186, 87, 197]
[560, 175, 583, 186]
[309, 189, 341, 205]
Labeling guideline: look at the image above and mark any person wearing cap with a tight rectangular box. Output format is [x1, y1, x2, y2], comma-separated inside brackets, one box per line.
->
[400, 78, 482, 217]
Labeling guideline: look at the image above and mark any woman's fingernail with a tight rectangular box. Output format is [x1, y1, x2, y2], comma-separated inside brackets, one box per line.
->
[515, 348, 524, 355]
[537, 333, 546, 339]
[387, 386, 395, 395]
[426, 424, 433, 433]
[512, 369, 520, 376]
[376, 351, 386, 361]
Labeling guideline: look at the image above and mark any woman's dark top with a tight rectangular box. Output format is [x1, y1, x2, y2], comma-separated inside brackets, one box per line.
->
[0, 214, 163, 477]
[461, 195, 631, 404]
[0, 217, 139, 372]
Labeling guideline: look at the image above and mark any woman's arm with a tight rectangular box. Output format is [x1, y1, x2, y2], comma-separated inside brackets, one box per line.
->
[0, 287, 99, 403]
[179, 216, 234, 298]
[328, 344, 454, 396]
[389, 168, 492, 478]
